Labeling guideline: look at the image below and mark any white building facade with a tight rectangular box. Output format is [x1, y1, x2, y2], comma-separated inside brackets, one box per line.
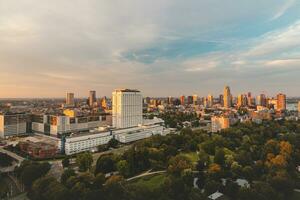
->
[112, 89, 143, 129]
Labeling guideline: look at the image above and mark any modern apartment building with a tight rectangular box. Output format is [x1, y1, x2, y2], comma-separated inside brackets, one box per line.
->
[0, 113, 31, 138]
[112, 89, 143, 129]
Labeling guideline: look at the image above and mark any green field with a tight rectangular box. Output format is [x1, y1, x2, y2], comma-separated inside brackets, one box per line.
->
[180, 152, 199, 163]
[128, 174, 166, 190]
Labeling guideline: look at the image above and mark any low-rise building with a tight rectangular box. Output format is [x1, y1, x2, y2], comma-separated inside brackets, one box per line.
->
[211, 116, 230, 133]
[19, 141, 57, 159]
[31, 113, 111, 136]
[61, 131, 113, 155]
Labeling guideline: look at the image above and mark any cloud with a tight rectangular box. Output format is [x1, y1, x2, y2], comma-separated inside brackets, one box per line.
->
[265, 59, 300, 67]
[270, 0, 295, 21]
[0, 0, 300, 97]
[244, 20, 300, 58]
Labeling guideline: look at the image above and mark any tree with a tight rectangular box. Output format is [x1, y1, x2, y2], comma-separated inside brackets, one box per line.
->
[0, 152, 14, 167]
[20, 162, 51, 189]
[269, 174, 294, 197]
[223, 180, 239, 199]
[214, 149, 225, 166]
[103, 175, 127, 200]
[62, 157, 70, 168]
[93, 173, 105, 189]
[107, 138, 119, 149]
[117, 160, 130, 177]
[196, 151, 210, 171]
[61, 169, 76, 185]
[95, 154, 115, 175]
[31, 176, 71, 200]
[204, 180, 222, 195]
[167, 155, 192, 176]
[76, 152, 93, 172]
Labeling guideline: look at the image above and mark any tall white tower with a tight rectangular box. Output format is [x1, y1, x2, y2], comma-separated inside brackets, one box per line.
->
[112, 89, 143, 129]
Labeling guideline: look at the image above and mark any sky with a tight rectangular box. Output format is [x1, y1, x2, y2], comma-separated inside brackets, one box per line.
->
[0, 0, 300, 98]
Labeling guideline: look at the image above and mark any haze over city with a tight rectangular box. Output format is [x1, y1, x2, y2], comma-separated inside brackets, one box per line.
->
[1, 0, 300, 98]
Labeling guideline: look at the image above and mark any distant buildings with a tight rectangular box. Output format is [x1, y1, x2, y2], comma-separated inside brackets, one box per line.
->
[187, 96, 193, 105]
[277, 93, 286, 111]
[89, 90, 96, 107]
[192, 95, 198, 105]
[112, 89, 143, 129]
[237, 94, 247, 108]
[256, 94, 267, 107]
[211, 116, 230, 133]
[180, 95, 185, 105]
[66, 93, 75, 106]
[207, 95, 214, 108]
[223, 86, 232, 108]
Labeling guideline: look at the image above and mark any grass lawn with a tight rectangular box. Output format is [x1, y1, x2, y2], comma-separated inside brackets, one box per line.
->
[180, 152, 199, 164]
[128, 174, 166, 190]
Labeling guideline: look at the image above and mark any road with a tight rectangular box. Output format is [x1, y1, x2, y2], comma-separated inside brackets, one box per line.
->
[0, 147, 25, 163]
[126, 170, 166, 181]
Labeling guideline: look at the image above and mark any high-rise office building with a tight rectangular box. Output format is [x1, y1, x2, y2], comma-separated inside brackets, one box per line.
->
[256, 94, 267, 107]
[187, 96, 193, 105]
[219, 95, 224, 105]
[237, 94, 246, 108]
[207, 94, 214, 107]
[112, 89, 143, 129]
[247, 92, 252, 106]
[180, 95, 185, 105]
[223, 86, 232, 108]
[66, 93, 75, 106]
[277, 93, 286, 111]
[168, 96, 173, 105]
[192, 95, 198, 105]
[89, 91, 96, 107]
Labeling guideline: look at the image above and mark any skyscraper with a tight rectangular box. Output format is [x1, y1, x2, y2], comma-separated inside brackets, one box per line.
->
[112, 89, 143, 129]
[237, 94, 246, 108]
[89, 90, 96, 107]
[223, 86, 232, 108]
[187, 96, 193, 105]
[192, 95, 198, 105]
[277, 93, 286, 111]
[168, 96, 173, 105]
[207, 94, 214, 107]
[180, 95, 185, 105]
[257, 94, 267, 107]
[66, 93, 74, 106]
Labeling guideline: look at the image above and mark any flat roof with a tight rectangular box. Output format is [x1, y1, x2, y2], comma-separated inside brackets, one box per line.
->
[114, 89, 140, 93]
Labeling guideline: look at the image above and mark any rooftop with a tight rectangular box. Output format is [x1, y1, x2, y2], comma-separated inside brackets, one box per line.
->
[114, 89, 140, 93]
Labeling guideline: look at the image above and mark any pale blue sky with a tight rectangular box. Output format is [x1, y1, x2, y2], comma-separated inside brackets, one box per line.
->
[0, 0, 300, 97]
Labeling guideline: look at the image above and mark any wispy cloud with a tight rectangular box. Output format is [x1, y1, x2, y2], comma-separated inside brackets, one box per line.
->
[270, 0, 295, 21]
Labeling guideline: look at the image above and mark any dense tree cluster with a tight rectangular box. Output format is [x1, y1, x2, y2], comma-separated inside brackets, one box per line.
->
[158, 111, 199, 128]
[14, 160, 51, 190]
[0, 152, 14, 167]
[20, 120, 300, 200]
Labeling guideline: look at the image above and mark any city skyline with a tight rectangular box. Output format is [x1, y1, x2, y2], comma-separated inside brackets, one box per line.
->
[1, 0, 300, 98]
